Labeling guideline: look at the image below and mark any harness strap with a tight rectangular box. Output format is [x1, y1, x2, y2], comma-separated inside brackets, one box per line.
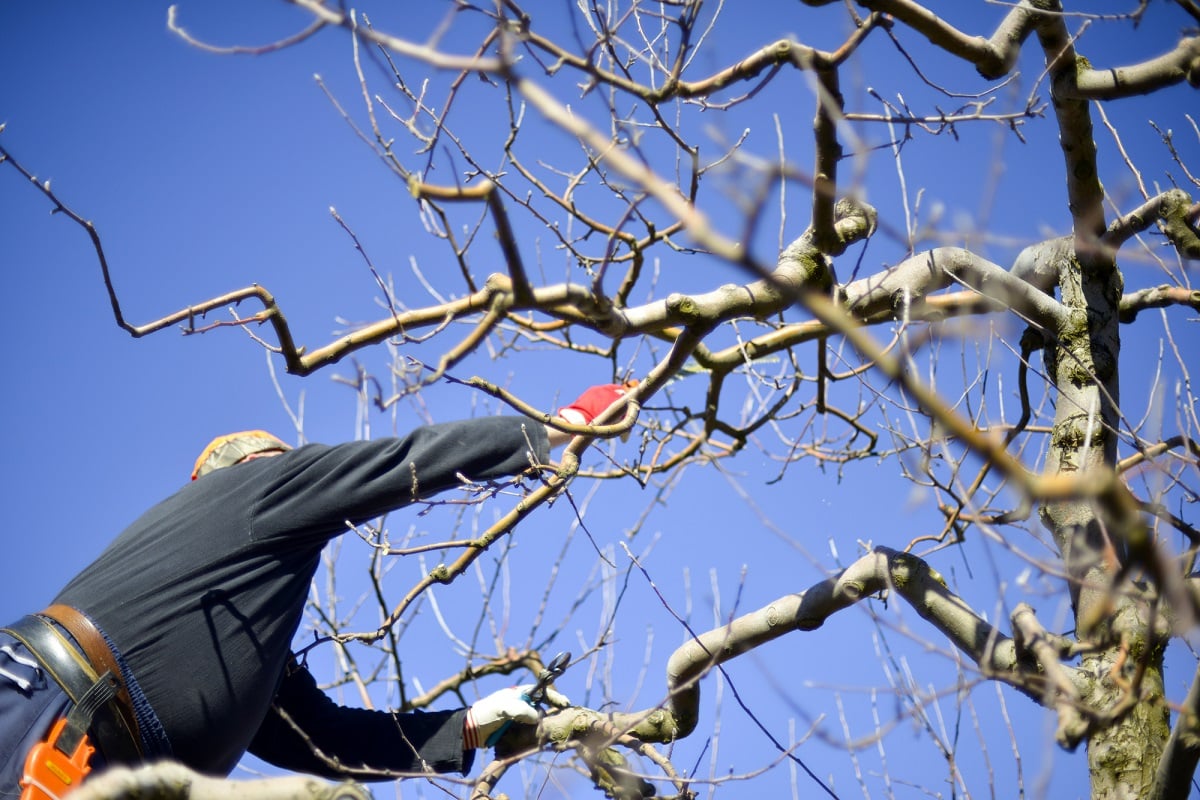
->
[57, 670, 120, 756]
[1, 615, 143, 763]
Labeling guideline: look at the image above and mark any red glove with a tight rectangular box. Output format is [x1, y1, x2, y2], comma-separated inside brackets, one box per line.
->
[558, 384, 628, 425]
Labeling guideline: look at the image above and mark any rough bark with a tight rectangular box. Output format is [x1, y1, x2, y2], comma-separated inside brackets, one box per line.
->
[1028, 3, 1171, 796]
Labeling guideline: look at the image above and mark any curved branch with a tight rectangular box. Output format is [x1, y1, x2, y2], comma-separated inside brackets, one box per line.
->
[535, 548, 1087, 748]
[842, 245, 1066, 332]
[515, 17, 884, 103]
[1104, 188, 1200, 258]
[801, 0, 1039, 79]
[167, 5, 327, 55]
[408, 178, 535, 303]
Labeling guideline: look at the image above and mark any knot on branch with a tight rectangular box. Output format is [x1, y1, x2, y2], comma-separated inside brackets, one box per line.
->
[1160, 189, 1200, 259]
[837, 580, 869, 603]
[483, 272, 513, 293]
[833, 196, 878, 243]
[886, 551, 922, 588]
[777, 238, 834, 293]
[779, 197, 876, 291]
[584, 745, 656, 800]
[665, 292, 704, 323]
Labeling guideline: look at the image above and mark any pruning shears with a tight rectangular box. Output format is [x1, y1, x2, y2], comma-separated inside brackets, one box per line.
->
[526, 650, 571, 706]
[485, 651, 571, 747]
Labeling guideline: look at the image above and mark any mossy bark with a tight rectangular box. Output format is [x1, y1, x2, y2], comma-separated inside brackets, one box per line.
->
[1038, 252, 1169, 797]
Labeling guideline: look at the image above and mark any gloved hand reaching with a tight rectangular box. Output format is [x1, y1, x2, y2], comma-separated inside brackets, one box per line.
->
[462, 684, 571, 749]
[558, 383, 630, 426]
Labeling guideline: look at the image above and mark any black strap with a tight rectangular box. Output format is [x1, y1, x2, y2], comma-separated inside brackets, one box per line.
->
[1, 616, 142, 762]
[57, 670, 120, 755]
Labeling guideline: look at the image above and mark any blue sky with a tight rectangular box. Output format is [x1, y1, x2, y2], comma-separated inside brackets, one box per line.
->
[3, 3, 1199, 798]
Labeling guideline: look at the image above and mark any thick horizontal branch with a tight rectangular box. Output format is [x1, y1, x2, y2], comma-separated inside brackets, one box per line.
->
[1069, 36, 1200, 100]
[843, 246, 1065, 332]
[1119, 285, 1200, 322]
[804, 0, 1199, 96]
[72, 763, 369, 800]
[535, 548, 1088, 749]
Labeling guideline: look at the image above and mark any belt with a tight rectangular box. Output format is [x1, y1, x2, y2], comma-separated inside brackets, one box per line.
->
[1, 606, 144, 763]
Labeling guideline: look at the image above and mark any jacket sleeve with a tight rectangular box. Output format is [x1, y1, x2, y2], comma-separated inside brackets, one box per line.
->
[246, 661, 476, 780]
[250, 416, 551, 542]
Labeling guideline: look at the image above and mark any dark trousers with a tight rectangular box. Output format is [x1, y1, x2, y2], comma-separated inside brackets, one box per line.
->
[0, 630, 76, 799]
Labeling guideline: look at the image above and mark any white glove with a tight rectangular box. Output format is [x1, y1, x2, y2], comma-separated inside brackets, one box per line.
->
[463, 685, 538, 749]
[462, 684, 571, 748]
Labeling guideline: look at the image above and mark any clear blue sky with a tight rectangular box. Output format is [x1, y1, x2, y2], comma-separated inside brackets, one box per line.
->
[2, 3, 1197, 798]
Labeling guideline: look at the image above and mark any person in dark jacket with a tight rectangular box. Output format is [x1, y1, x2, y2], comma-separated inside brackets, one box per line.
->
[0, 383, 630, 794]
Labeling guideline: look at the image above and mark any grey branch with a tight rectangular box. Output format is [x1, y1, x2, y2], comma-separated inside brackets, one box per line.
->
[1068, 37, 1200, 100]
[843, 246, 1066, 332]
[537, 547, 1093, 750]
[800, 0, 1199, 93]
[71, 764, 370, 800]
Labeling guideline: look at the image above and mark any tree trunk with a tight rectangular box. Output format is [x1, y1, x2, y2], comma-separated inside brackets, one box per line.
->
[1038, 248, 1169, 797]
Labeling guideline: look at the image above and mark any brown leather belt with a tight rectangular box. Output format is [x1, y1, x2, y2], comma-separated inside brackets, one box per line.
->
[40, 604, 143, 752]
[2, 605, 144, 762]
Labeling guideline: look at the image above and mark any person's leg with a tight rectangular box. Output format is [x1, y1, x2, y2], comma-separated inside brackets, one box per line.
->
[0, 631, 72, 797]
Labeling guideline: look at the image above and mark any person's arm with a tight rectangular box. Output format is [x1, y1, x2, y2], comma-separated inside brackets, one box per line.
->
[247, 661, 475, 780]
[251, 385, 634, 539]
[247, 662, 550, 781]
[250, 417, 548, 539]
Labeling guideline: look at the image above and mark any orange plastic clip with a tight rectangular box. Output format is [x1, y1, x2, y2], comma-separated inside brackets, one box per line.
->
[20, 718, 94, 800]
